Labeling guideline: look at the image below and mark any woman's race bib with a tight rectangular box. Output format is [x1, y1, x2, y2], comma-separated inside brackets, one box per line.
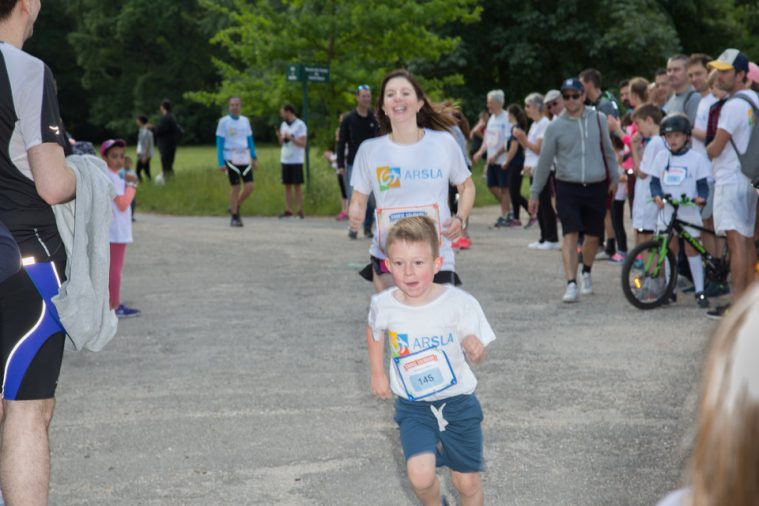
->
[393, 346, 456, 400]
[376, 203, 441, 254]
[663, 166, 686, 186]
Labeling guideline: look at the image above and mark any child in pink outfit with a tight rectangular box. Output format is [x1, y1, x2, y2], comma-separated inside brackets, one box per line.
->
[100, 139, 141, 318]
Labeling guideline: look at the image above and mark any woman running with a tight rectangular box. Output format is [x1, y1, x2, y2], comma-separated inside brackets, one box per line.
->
[349, 69, 476, 292]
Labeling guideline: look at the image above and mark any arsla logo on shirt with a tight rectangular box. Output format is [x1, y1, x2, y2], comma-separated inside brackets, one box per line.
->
[377, 166, 401, 192]
[389, 331, 410, 357]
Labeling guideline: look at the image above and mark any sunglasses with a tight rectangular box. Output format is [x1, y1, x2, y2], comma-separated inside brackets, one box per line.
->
[357, 84, 371, 91]
[562, 92, 582, 101]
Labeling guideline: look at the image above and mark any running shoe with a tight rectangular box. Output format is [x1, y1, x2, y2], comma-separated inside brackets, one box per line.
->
[459, 236, 472, 249]
[695, 291, 709, 308]
[278, 210, 292, 218]
[115, 304, 141, 318]
[335, 211, 348, 221]
[230, 216, 243, 227]
[704, 281, 730, 298]
[297, 211, 304, 219]
[562, 282, 578, 303]
[706, 303, 731, 320]
[451, 238, 461, 249]
[348, 230, 358, 240]
[595, 250, 609, 260]
[537, 241, 561, 251]
[364, 229, 374, 238]
[528, 241, 542, 249]
[580, 272, 593, 295]
[494, 216, 510, 227]
[524, 217, 538, 229]
[510, 219, 523, 228]
[608, 252, 626, 264]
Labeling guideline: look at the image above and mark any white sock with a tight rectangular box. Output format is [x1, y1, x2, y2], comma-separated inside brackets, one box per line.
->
[688, 255, 705, 293]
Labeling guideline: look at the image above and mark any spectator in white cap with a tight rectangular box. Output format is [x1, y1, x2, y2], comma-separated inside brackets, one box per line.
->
[543, 89, 563, 120]
[705, 49, 759, 319]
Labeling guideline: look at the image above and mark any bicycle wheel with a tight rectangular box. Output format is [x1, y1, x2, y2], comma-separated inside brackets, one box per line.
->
[621, 239, 678, 309]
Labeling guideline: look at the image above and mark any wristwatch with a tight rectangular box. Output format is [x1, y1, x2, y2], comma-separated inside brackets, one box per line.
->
[453, 215, 467, 230]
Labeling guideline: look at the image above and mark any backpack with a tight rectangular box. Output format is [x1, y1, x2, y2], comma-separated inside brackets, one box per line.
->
[727, 94, 759, 188]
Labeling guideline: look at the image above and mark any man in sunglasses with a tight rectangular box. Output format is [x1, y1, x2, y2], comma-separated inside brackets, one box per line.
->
[529, 78, 619, 303]
[339, 84, 379, 239]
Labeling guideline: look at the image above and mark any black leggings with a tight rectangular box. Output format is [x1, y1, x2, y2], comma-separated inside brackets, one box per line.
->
[508, 165, 529, 220]
[535, 175, 558, 243]
[611, 199, 628, 253]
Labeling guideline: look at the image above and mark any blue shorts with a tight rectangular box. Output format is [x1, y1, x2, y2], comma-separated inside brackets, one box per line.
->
[394, 393, 484, 473]
[486, 164, 509, 189]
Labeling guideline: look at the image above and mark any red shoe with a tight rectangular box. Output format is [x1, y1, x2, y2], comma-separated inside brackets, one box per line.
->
[451, 238, 461, 249]
[335, 211, 348, 221]
[459, 236, 471, 249]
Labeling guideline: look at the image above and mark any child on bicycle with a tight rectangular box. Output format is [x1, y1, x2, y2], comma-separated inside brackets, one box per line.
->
[646, 114, 711, 307]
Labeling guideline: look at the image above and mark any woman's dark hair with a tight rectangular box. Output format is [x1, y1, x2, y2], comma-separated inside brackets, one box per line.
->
[506, 103, 527, 131]
[376, 69, 455, 134]
[137, 114, 148, 124]
[160, 99, 172, 112]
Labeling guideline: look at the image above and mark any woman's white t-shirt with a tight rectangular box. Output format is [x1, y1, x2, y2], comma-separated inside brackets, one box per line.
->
[524, 117, 549, 167]
[107, 170, 133, 244]
[350, 129, 471, 272]
[368, 285, 496, 401]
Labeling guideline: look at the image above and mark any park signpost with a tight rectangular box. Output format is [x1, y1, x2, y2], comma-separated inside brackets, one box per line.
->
[286, 64, 330, 185]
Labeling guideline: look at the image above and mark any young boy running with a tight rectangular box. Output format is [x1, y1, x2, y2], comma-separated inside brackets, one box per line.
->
[646, 114, 711, 307]
[366, 216, 495, 506]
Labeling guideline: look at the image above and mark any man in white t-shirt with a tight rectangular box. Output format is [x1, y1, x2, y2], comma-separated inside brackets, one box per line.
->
[473, 89, 513, 227]
[275, 103, 308, 218]
[216, 97, 257, 227]
[705, 49, 759, 318]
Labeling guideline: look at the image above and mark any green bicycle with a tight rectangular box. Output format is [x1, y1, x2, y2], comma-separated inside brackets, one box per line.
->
[621, 195, 730, 309]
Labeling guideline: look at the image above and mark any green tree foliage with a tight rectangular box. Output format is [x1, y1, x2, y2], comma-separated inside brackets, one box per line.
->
[440, 0, 682, 116]
[24, 1, 96, 139]
[189, 0, 481, 147]
[65, 0, 222, 143]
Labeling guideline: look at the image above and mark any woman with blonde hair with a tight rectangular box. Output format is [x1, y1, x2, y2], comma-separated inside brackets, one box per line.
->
[657, 282, 759, 506]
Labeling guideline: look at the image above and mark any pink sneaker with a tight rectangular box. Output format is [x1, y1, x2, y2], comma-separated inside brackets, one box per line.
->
[510, 219, 523, 228]
[451, 238, 461, 249]
[335, 211, 348, 221]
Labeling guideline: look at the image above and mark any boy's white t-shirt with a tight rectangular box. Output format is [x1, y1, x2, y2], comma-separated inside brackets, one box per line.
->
[713, 89, 758, 186]
[107, 170, 133, 244]
[217, 115, 253, 165]
[350, 129, 471, 272]
[368, 285, 496, 402]
[279, 118, 307, 164]
[485, 111, 512, 165]
[524, 116, 549, 167]
[692, 92, 717, 155]
[647, 148, 711, 232]
[632, 135, 667, 230]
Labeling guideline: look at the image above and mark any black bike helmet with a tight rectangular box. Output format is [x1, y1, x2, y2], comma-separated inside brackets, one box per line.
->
[660, 113, 692, 136]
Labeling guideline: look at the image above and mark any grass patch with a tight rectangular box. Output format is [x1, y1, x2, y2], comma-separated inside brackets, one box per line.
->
[130, 144, 506, 216]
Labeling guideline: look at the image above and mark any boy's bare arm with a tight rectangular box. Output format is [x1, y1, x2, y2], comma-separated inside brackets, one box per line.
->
[367, 325, 392, 399]
[462, 335, 485, 365]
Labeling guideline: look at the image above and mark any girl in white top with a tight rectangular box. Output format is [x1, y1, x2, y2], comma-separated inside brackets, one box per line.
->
[100, 139, 140, 318]
[349, 69, 476, 292]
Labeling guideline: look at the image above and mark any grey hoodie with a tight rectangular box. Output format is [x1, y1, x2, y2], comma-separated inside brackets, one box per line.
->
[530, 107, 619, 199]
